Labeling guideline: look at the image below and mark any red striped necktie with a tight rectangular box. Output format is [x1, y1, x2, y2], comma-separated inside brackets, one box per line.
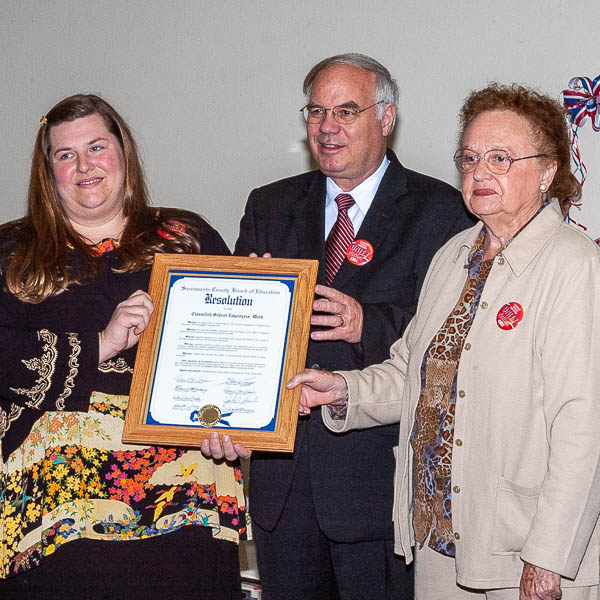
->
[326, 193, 355, 285]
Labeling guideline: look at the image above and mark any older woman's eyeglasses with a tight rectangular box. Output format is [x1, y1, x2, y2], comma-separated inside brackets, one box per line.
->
[453, 149, 548, 175]
[301, 101, 384, 125]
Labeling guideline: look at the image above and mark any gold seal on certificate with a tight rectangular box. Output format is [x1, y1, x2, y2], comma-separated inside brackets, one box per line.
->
[197, 404, 222, 427]
[123, 254, 318, 452]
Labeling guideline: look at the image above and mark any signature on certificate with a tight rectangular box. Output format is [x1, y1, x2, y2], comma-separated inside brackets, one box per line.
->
[224, 376, 256, 387]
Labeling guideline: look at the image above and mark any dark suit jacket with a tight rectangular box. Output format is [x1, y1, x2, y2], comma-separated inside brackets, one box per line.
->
[235, 150, 474, 543]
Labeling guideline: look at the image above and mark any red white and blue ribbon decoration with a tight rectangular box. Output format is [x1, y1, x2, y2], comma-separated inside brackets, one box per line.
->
[563, 76, 600, 131]
[562, 76, 600, 187]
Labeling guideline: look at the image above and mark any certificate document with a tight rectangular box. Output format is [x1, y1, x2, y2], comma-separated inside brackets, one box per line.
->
[123, 254, 318, 452]
[149, 275, 291, 431]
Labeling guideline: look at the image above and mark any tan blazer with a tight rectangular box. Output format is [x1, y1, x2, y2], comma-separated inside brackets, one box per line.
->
[324, 200, 600, 590]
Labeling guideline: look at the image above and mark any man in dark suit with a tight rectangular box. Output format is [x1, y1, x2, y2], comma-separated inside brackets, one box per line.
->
[204, 53, 474, 599]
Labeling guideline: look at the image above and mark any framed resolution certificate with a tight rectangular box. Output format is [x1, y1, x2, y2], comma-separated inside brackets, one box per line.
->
[123, 254, 318, 452]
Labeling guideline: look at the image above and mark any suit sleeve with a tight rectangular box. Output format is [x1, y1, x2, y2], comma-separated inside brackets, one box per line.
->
[198, 221, 231, 256]
[234, 190, 261, 257]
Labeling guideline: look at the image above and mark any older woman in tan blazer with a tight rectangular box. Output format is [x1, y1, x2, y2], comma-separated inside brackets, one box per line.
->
[288, 84, 600, 600]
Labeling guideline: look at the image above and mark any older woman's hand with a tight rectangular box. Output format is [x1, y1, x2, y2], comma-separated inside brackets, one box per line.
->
[519, 562, 562, 599]
[286, 369, 348, 415]
[99, 290, 154, 363]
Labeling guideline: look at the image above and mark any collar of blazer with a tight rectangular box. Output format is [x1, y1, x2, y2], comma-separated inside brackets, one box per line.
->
[291, 170, 327, 283]
[289, 149, 409, 288]
[326, 149, 408, 289]
[452, 199, 566, 278]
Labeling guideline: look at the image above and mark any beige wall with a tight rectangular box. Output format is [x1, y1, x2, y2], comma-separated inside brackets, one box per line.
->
[2, 0, 600, 247]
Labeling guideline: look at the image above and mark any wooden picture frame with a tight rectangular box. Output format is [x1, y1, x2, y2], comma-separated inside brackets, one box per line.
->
[123, 254, 318, 452]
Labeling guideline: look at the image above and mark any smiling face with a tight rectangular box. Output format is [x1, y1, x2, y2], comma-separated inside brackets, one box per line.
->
[461, 110, 557, 232]
[307, 64, 395, 191]
[49, 114, 126, 230]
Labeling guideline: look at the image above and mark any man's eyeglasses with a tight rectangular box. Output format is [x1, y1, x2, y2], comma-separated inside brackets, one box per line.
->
[453, 149, 548, 175]
[301, 101, 384, 125]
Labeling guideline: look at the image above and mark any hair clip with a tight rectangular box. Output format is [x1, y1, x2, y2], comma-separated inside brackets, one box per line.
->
[40, 115, 48, 125]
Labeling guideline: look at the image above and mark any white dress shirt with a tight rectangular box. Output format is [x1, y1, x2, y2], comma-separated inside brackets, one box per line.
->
[324, 155, 390, 239]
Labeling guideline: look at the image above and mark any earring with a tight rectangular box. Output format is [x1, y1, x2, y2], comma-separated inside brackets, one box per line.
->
[540, 183, 547, 192]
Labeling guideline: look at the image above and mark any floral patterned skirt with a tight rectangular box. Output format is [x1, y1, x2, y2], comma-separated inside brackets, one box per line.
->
[1, 392, 246, 580]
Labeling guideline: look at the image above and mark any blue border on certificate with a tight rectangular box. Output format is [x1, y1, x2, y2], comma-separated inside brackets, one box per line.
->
[144, 270, 296, 431]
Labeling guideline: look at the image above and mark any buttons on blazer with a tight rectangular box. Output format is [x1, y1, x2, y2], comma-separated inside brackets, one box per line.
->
[464, 343, 471, 351]
[458, 390, 466, 398]
[454, 532, 461, 540]
[497, 257, 505, 266]
[455, 439, 463, 447]
[481, 301, 488, 309]
[453, 485, 461, 494]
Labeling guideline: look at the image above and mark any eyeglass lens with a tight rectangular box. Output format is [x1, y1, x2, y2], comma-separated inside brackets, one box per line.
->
[455, 150, 512, 174]
[304, 106, 359, 125]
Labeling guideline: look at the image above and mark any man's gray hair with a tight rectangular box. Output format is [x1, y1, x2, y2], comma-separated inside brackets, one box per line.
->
[303, 53, 399, 131]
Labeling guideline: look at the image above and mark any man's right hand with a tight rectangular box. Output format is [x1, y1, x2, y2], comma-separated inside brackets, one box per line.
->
[310, 284, 363, 343]
[286, 369, 348, 415]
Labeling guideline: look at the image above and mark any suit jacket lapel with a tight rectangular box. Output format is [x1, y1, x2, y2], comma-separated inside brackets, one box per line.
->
[332, 150, 408, 290]
[292, 171, 328, 284]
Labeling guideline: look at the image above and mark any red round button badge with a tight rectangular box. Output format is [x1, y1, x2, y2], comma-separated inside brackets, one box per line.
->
[158, 219, 187, 240]
[496, 302, 524, 330]
[346, 239, 374, 266]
